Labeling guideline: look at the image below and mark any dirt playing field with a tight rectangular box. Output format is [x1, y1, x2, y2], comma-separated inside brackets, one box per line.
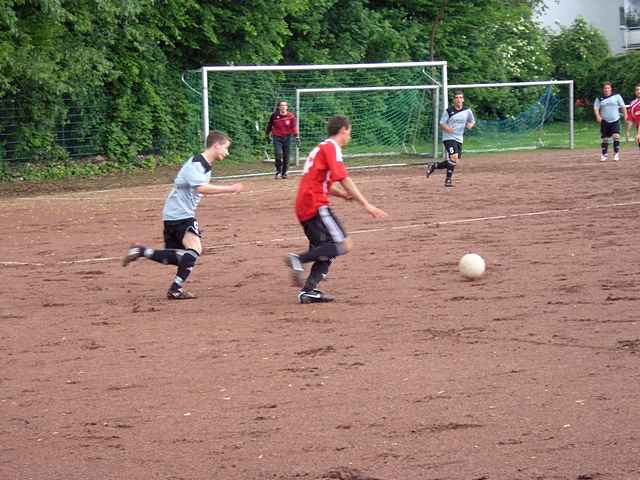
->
[1, 149, 639, 480]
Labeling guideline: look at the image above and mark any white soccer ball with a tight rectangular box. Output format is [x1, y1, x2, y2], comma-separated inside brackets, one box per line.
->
[458, 253, 486, 280]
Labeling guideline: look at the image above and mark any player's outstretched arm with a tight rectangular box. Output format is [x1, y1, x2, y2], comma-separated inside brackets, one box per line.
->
[339, 177, 387, 219]
[329, 183, 353, 201]
[196, 183, 243, 195]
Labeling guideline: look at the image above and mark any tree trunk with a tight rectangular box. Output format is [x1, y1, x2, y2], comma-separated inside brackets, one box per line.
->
[430, 0, 449, 60]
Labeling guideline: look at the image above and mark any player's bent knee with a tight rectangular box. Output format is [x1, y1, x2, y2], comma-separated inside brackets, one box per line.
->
[613, 133, 620, 140]
[182, 231, 203, 255]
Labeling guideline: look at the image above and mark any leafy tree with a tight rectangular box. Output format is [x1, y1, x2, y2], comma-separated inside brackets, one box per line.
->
[547, 17, 610, 99]
[584, 51, 640, 102]
[0, 0, 565, 174]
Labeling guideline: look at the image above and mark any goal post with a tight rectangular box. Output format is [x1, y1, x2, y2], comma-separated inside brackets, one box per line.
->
[185, 61, 447, 173]
[446, 80, 575, 152]
[295, 84, 441, 165]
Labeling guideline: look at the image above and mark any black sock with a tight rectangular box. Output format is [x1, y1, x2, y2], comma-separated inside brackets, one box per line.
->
[146, 248, 180, 266]
[169, 249, 199, 291]
[613, 140, 620, 153]
[446, 160, 456, 180]
[303, 259, 332, 292]
[601, 141, 608, 155]
[435, 160, 448, 169]
[637, 140, 640, 151]
[299, 243, 341, 264]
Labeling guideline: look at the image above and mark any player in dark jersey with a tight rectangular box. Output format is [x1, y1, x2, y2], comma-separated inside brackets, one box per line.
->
[265, 100, 299, 179]
[285, 116, 387, 304]
[426, 90, 475, 187]
[122, 131, 243, 300]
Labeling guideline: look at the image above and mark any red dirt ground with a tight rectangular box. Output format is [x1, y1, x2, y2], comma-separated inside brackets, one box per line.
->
[1, 149, 639, 480]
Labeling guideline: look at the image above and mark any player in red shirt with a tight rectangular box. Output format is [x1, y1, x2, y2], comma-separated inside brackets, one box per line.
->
[626, 83, 640, 151]
[285, 116, 387, 304]
[265, 100, 299, 179]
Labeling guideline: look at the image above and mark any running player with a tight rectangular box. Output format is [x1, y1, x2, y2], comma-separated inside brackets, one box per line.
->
[626, 83, 640, 151]
[285, 115, 387, 304]
[426, 90, 475, 187]
[122, 131, 243, 300]
[594, 81, 627, 161]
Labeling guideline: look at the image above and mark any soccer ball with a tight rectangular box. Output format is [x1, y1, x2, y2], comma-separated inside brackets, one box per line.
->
[458, 253, 485, 280]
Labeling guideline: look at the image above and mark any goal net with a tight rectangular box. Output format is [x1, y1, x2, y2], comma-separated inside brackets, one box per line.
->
[182, 62, 447, 174]
[297, 85, 440, 161]
[447, 80, 574, 153]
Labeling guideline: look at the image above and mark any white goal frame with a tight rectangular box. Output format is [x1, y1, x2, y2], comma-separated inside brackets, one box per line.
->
[295, 84, 441, 165]
[446, 80, 575, 150]
[199, 61, 448, 149]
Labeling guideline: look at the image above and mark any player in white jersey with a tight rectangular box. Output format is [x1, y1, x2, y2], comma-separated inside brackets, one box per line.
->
[122, 131, 243, 300]
[626, 83, 640, 151]
[594, 81, 627, 162]
[426, 90, 475, 187]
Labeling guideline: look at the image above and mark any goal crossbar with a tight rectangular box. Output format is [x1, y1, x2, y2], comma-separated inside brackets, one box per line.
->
[202, 61, 446, 73]
[297, 85, 440, 94]
[448, 80, 573, 89]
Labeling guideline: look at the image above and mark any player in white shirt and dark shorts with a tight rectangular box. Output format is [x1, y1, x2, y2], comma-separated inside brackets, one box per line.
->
[426, 90, 475, 187]
[594, 81, 627, 162]
[122, 131, 242, 300]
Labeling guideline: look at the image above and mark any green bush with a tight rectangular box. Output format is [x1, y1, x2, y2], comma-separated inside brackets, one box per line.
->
[547, 17, 610, 99]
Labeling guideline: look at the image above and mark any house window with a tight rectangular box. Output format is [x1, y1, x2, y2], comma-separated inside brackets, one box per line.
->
[625, 0, 640, 28]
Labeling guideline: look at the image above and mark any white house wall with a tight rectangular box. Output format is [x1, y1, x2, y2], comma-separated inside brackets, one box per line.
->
[538, 0, 625, 54]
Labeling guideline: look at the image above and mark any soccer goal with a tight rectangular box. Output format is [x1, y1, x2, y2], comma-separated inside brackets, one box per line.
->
[445, 80, 574, 153]
[182, 61, 447, 174]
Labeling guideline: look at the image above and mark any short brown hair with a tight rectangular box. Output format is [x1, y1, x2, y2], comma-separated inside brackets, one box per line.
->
[636, 83, 640, 89]
[453, 90, 464, 97]
[603, 81, 612, 88]
[327, 116, 351, 136]
[206, 130, 231, 148]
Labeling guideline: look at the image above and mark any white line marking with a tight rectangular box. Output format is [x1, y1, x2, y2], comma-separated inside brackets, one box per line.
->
[0, 261, 45, 266]
[58, 257, 118, 265]
[2, 199, 640, 268]
[350, 228, 386, 235]
[391, 224, 424, 230]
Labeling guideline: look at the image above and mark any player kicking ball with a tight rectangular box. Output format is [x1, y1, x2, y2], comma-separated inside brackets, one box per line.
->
[426, 90, 475, 187]
[285, 116, 387, 304]
[122, 131, 242, 300]
[594, 81, 627, 162]
[626, 82, 640, 152]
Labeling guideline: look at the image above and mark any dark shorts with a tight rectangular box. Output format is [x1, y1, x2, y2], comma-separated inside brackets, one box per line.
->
[163, 218, 201, 250]
[600, 120, 620, 138]
[301, 206, 347, 248]
[443, 140, 462, 160]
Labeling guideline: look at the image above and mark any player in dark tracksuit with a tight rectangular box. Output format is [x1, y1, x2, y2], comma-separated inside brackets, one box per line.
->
[426, 90, 476, 187]
[265, 100, 299, 179]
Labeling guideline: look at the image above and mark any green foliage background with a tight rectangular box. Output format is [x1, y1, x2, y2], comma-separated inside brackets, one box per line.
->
[0, 0, 635, 180]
